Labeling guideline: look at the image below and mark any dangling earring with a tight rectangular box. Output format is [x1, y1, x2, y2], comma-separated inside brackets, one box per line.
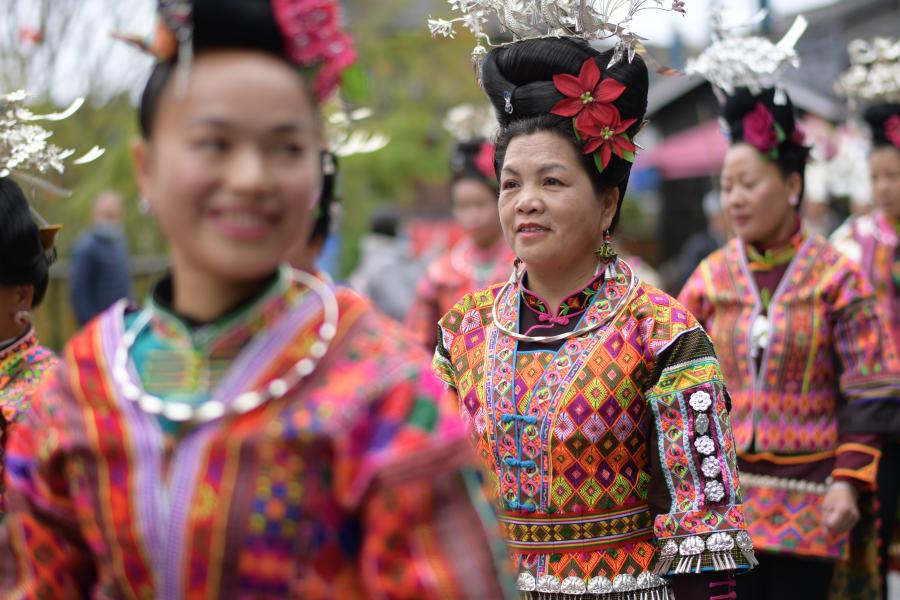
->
[138, 196, 152, 215]
[14, 310, 30, 327]
[788, 195, 799, 207]
[594, 230, 618, 263]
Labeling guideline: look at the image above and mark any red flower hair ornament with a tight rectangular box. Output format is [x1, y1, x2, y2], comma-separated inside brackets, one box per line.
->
[550, 57, 636, 173]
[474, 140, 496, 182]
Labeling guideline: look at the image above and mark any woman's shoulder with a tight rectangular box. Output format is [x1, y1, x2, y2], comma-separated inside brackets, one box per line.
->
[436, 282, 506, 336]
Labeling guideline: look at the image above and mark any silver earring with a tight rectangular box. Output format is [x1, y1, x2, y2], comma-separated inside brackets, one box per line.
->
[14, 310, 29, 326]
[138, 196, 151, 215]
[789, 195, 799, 207]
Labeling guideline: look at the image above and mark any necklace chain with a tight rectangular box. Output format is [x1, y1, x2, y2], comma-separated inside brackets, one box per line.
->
[112, 269, 339, 425]
[490, 259, 636, 344]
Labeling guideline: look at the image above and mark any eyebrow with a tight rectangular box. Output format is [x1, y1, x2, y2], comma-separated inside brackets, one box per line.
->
[501, 162, 569, 176]
[187, 117, 309, 135]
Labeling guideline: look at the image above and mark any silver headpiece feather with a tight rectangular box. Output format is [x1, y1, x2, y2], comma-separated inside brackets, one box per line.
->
[685, 6, 807, 104]
[443, 104, 498, 143]
[325, 107, 389, 158]
[835, 38, 900, 104]
[428, 0, 687, 75]
[0, 90, 104, 194]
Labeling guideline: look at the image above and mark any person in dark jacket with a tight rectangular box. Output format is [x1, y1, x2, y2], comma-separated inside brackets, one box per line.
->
[70, 191, 132, 325]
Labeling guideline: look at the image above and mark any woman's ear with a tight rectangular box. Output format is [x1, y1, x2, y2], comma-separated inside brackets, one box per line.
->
[785, 171, 802, 204]
[599, 187, 620, 231]
[131, 137, 154, 209]
[12, 285, 34, 311]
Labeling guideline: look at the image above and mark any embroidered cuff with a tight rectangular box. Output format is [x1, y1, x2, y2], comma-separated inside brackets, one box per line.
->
[653, 530, 757, 576]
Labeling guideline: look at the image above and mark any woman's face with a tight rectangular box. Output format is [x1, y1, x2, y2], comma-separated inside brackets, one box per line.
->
[498, 130, 615, 274]
[870, 147, 900, 221]
[452, 178, 502, 248]
[133, 50, 323, 284]
[720, 143, 800, 245]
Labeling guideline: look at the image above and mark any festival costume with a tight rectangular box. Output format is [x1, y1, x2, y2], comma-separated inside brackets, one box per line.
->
[1, 269, 512, 599]
[0, 330, 55, 515]
[435, 260, 755, 598]
[833, 37, 900, 595]
[408, 237, 514, 350]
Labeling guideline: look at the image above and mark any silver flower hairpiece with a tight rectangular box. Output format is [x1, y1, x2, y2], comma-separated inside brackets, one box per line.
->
[428, 0, 686, 76]
[325, 107, 390, 158]
[0, 90, 104, 193]
[835, 38, 900, 103]
[443, 103, 498, 142]
[686, 6, 807, 104]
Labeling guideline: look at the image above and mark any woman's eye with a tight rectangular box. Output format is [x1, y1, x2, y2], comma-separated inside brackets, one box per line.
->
[195, 138, 228, 153]
[545, 177, 561, 186]
[277, 143, 305, 157]
[501, 180, 518, 190]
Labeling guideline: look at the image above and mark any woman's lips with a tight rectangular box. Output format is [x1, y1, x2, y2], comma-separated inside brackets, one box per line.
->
[209, 207, 278, 241]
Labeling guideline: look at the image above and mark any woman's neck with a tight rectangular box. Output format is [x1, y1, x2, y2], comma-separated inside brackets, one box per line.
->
[524, 256, 600, 316]
[752, 214, 801, 252]
[0, 323, 30, 348]
[169, 259, 277, 324]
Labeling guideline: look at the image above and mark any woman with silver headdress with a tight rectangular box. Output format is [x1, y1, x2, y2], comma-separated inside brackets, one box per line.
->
[430, 2, 754, 598]
[680, 14, 900, 600]
[832, 36, 900, 598]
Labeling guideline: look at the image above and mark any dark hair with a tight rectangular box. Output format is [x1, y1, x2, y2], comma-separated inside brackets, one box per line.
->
[451, 139, 497, 192]
[138, 0, 298, 138]
[0, 178, 50, 307]
[309, 152, 338, 242]
[863, 103, 900, 149]
[480, 37, 648, 231]
[370, 207, 399, 238]
[723, 87, 810, 202]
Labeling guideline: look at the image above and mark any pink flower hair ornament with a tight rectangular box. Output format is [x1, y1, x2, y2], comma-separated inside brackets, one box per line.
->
[886, 115, 900, 149]
[741, 101, 789, 160]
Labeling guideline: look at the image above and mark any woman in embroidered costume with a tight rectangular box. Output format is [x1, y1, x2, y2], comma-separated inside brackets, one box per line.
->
[407, 108, 514, 350]
[0, 2, 514, 598]
[0, 179, 58, 515]
[429, 8, 755, 595]
[830, 37, 900, 598]
[678, 84, 900, 598]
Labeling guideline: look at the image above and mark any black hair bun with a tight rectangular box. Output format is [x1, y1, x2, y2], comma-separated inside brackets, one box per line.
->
[480, 37, 648, 132]
[451, 138, 496, 187]
[722, 87, 809, 178]
[863, 102, 900, 148]
[0, 178, 51, 307]
[192, 0, 284, 57]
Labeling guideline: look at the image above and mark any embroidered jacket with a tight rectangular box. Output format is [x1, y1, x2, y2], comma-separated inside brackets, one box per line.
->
[679, 234, 900, 558]
[0, 270, 513, 599]
[435, 259, 753, 598]
[0, 329, 55, 515]
[831, 212, 900, 436]
[407, 237, 514, 350]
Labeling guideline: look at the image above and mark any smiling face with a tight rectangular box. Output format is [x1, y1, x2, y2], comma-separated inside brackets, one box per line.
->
[498, 130, 616, 276]
[452, 177, 502, 248]
[720, 143, 800, 245]
[132, 50, 323, 284]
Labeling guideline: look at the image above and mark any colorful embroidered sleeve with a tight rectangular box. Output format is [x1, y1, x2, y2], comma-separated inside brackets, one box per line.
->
[1, 366, 96, 598]
[646, 327, 756, 577]
[405, 273, 443, 352]
[676, 263, 714, 329]
[827, 266, 900, 486]
[431, 291, 482, 389]
[333, 371, 514, 600]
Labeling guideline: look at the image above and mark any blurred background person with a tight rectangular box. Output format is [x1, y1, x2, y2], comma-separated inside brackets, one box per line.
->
[69, 190, 132, 326]
[675, 189, 727, 290]
[0, 178, 58, 513]
[348, 206, 421, 321]
[833, 38, 900, 599]
[683, 20, 899, 594]
[407, 105, 513, 350]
